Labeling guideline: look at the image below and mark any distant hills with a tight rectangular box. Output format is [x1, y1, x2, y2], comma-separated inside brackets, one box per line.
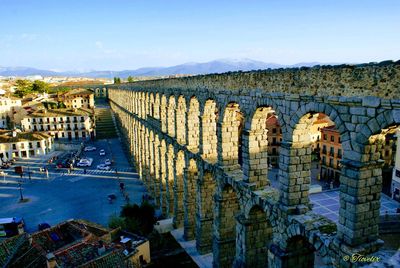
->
[0, 59, 337, 78]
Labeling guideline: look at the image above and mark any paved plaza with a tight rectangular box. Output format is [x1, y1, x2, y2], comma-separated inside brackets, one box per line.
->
[0, 138, 146, 233]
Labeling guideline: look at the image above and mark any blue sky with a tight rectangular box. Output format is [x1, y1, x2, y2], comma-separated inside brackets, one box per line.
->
[0, 0, 399, 71]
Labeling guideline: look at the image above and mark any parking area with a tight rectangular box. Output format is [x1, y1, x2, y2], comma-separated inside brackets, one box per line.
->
[0, 138, 145, 233]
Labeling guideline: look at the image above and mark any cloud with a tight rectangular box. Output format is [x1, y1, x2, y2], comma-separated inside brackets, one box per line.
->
[94, 41, 117, 55]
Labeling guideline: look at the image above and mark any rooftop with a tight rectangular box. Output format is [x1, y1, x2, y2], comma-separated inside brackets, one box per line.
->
[60, 88, 94, 97]
[0, 130, 52, 143]
[26, 108, 92, 117]
[0, 219, 146, 268]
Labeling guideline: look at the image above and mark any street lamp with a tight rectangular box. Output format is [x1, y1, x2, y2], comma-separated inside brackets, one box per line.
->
[18, 182, 24, 201]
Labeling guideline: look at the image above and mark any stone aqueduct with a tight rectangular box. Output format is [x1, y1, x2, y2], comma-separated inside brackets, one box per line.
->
[94, 62, 399, 267]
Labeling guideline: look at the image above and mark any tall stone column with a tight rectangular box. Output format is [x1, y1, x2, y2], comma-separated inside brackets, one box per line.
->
[195, 168, 215, 254]
[166, 147, 175, 217]
[184, 159, 197, 241]
[337, 159, 384, 259]
[213, 183, 240, 268]
[159, 143, 168, 215]
[278, 141, 312, 215]
[173, 152, 185, 228]
[241, 129, 269, 189]
[233, 211, 272, 268]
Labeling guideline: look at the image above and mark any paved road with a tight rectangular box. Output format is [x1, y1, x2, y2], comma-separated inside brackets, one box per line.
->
[0, 138, 145, 233]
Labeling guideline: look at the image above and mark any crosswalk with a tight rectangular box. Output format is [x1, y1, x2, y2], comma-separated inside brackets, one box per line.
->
[67, 168, 139, 177]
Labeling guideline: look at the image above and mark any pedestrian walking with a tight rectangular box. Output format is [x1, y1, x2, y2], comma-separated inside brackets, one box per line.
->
[119, 182, 125, 191]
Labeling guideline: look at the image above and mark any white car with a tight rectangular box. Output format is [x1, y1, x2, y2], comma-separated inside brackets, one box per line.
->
[84, 146, 97, 152]
[97, 164, 111, 171]
[77, 158, 93, 167]
[104, 159, 112, 166]
[99, 149, 106, 156]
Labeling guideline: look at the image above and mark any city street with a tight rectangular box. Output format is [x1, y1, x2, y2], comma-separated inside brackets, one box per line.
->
[0, 138, 145, 233]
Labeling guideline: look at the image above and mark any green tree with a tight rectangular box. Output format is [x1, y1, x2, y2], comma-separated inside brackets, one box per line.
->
[14, 79, 32, 97]
[113, 77, 121, 84]
[127, 76, 134, 83]
[32, 80, 49, 93]
[109, 200, 156, 235]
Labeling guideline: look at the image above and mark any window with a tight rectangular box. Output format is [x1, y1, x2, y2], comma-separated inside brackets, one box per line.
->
[337, 149, 342, 158]
[323, 134, 327, 140]
[330, 135, 334, 142]
[273, 137, 277, 145]
[20, 143, 24, 149]
[330, 147, 334, 156]
[338, 136, 341, 143]
[272, 147, 276, 155]
[322, 145, 327, 154]
[29, 142, 32, 149]
[322, 156, 326, 165]
[272, 128, 277, 134]
[12, 144, 16, 150]
[329, 158, 333, 167]
[37, 142, 40, 147]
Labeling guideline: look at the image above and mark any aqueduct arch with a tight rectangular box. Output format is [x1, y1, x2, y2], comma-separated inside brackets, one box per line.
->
[108, 62, 400, 268]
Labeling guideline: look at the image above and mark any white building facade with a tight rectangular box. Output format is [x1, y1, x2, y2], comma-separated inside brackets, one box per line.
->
[392, 128, 400, 202]
[21, 109, 95, 140]
[0, 97, 22, 128]
[0, 131, 53, 162]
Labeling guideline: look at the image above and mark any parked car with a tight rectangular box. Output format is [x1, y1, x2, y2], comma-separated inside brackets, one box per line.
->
[104, 159, 112, 166]
[77, 158, 93, 167]
[84, 146, 97, 152]
[97, 164, 111, 171]
[99, 149, 106, 156]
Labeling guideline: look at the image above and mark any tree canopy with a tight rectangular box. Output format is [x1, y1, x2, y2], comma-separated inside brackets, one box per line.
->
[13, 79, 51, 97]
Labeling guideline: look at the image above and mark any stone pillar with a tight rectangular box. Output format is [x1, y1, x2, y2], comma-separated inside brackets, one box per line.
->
[152, 139, 161, 207]
[184, 159, 197, 240]
[337, 159, 384, 252]
[241, 129, 269, 189]
[268, 239, 314, 268]
[176, 97, 187, 145]
[233, 211, 272, 268]
[173, 152, 185, 228]
[201, 100, 218, 163]
[159, 142, 168, 215]
[196, 169, 215, 254]
[213, 184, 240, 268]
[168, 97, 176, 137]
[166, 147, 175, 217]
[187, 98, 200, 153]
[278, 141, 312, 214]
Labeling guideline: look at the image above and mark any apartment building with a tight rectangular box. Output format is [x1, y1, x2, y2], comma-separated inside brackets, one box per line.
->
[0, 97, 22, 128]
[58, 88, 94, 109]
[265, 115, 282, 167]
[21, 108, 95, 140]
[0, 130, 53, 161]
[392, 129, 400, 201]
[319, 126, 342, 186]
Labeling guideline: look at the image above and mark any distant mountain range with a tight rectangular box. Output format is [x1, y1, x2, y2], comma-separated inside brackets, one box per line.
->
[0, 59, 338, 78]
